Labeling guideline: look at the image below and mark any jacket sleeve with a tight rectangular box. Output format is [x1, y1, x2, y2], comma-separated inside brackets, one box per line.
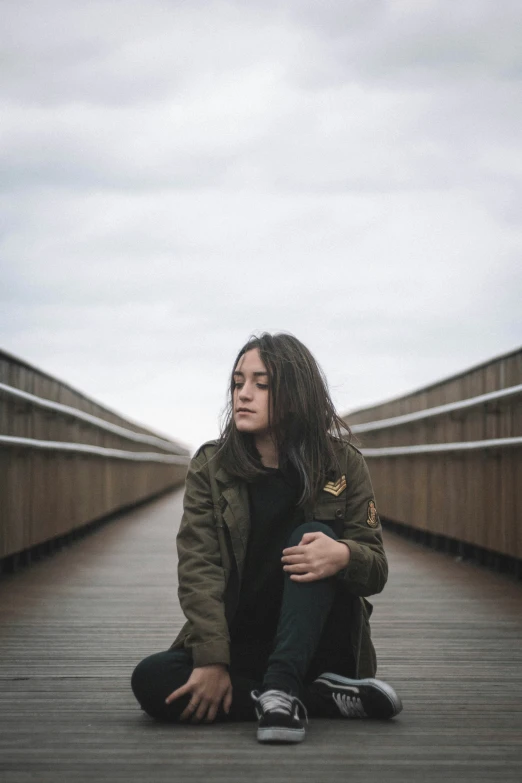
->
[335, 448, 388, 597]
[176, 449, 231, 667]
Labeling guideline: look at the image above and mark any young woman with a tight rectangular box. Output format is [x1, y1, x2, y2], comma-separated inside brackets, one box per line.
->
[131, 332, 402, 743]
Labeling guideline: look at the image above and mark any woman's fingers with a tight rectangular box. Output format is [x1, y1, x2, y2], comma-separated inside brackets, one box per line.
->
[223, 686, 233, 715]
[281, 555, 310, 565]
[192, 698, 210, 723]
[165, 682, 190, 704]
[283, 562, 309, 573]
[282, 545, 306, 557]
[207, 685, 234, 722]
[198, 686, 234, 723]
[299, 532, 322, 545]
[204, 700, 220, 723]
[290, 571, 318, 582]
[168, 666, 233, 723]
[182, 693, 228, 723]
[180, 697, 199, 721]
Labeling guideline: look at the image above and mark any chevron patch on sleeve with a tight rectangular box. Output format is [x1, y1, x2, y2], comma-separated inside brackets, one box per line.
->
[322, 475, 347, 497]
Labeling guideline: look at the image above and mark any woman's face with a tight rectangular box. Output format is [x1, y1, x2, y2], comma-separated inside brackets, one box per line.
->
[233, 348, 271, 436]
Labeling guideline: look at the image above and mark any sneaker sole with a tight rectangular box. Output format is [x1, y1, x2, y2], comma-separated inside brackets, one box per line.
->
[315, 673, 403, 718]
[257, 726, 306, 743]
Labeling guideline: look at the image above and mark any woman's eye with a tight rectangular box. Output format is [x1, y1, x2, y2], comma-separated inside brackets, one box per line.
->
[233, 382, 243, 389]
[257, 384, 268, 389]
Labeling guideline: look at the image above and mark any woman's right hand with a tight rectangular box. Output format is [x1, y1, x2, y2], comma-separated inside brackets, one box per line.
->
[165, 663, 233, 723]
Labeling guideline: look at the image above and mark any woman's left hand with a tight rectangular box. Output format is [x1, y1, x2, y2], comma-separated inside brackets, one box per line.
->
[281, 532, 350, 582]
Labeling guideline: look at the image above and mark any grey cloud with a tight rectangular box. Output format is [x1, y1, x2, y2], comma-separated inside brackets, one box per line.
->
[4, 1, 522, 109]
[287, 0, 522, 85]
[2, 81, 519, 199]
[1, 1, 520, 203]
[1, 0, 292, 106]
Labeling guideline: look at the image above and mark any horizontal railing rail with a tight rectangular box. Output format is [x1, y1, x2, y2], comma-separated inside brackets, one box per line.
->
[0, 434, 191, 463]
[351, 384, 522, 433]
[361, 436, 522, 457]
[0, 382, 185, 454]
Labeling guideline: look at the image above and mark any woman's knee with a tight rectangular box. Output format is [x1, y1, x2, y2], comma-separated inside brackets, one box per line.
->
[286, 520, 337, 548]
[131, 650, 192, 721]
[131, 653, 160, 701]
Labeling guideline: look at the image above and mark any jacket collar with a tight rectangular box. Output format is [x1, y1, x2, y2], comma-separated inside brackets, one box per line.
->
[215, 465, 233, 486]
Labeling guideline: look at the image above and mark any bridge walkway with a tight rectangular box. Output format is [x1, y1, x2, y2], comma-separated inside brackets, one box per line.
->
[1, 489, 521, 783]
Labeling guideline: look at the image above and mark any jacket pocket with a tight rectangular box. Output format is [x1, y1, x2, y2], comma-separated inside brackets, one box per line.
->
[313, 500, 345, 521]
[215, 517, 232, 575]
[312, 501, 346, 537]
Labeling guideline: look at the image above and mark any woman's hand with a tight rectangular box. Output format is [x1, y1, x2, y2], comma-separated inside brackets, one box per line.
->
[165, 663, 233, 723]
[281, 531, 350, 582]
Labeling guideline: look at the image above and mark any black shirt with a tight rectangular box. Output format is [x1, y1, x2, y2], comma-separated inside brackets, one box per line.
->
[229, 464, 303, 643]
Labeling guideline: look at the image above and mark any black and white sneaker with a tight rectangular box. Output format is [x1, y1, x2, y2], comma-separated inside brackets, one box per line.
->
[311, 673, 402, 719]
[251, 689, 308, 743]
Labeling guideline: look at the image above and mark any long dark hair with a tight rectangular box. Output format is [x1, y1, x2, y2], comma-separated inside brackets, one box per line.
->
[216, 332, 352, 508]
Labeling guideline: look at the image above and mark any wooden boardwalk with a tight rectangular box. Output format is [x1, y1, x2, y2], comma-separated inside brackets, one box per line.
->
[1, 489, 521, 783]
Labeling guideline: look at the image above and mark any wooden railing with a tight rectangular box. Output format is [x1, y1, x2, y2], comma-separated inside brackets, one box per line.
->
[0, 349, 190, 562]
[344, 347, 522, 561]
[3, 344, 521, 568]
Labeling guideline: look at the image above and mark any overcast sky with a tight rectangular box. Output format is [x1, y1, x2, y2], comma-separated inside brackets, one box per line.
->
[1, 0, 521, 450]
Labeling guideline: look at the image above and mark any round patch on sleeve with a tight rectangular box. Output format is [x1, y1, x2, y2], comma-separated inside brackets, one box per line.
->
[366, 500, 379, 528]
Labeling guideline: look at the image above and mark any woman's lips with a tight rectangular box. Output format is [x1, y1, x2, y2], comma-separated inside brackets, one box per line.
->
[236, 409, 254, 414]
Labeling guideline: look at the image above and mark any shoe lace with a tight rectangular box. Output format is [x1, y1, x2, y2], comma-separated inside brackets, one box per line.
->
[252, 690, 308, 722]
[333, 693, 367, 718]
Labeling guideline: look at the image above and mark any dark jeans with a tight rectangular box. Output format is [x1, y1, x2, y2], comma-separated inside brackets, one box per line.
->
[131, 522, 355, 722]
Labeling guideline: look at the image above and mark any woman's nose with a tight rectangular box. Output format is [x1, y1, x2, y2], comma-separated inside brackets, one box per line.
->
[239, 383, 253, 400]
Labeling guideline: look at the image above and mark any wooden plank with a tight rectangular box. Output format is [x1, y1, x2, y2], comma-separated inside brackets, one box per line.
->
[1, 489, 521, 782]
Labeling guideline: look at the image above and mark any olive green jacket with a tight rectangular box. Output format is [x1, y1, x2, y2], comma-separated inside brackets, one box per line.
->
[170, 438, 388, 678]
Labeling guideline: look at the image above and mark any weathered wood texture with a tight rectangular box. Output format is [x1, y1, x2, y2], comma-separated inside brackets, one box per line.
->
[348, 348, 522, 425]
[0, 350, 188, 559]
[344, 347, 522, 558]
[0, 489, 521, 783]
